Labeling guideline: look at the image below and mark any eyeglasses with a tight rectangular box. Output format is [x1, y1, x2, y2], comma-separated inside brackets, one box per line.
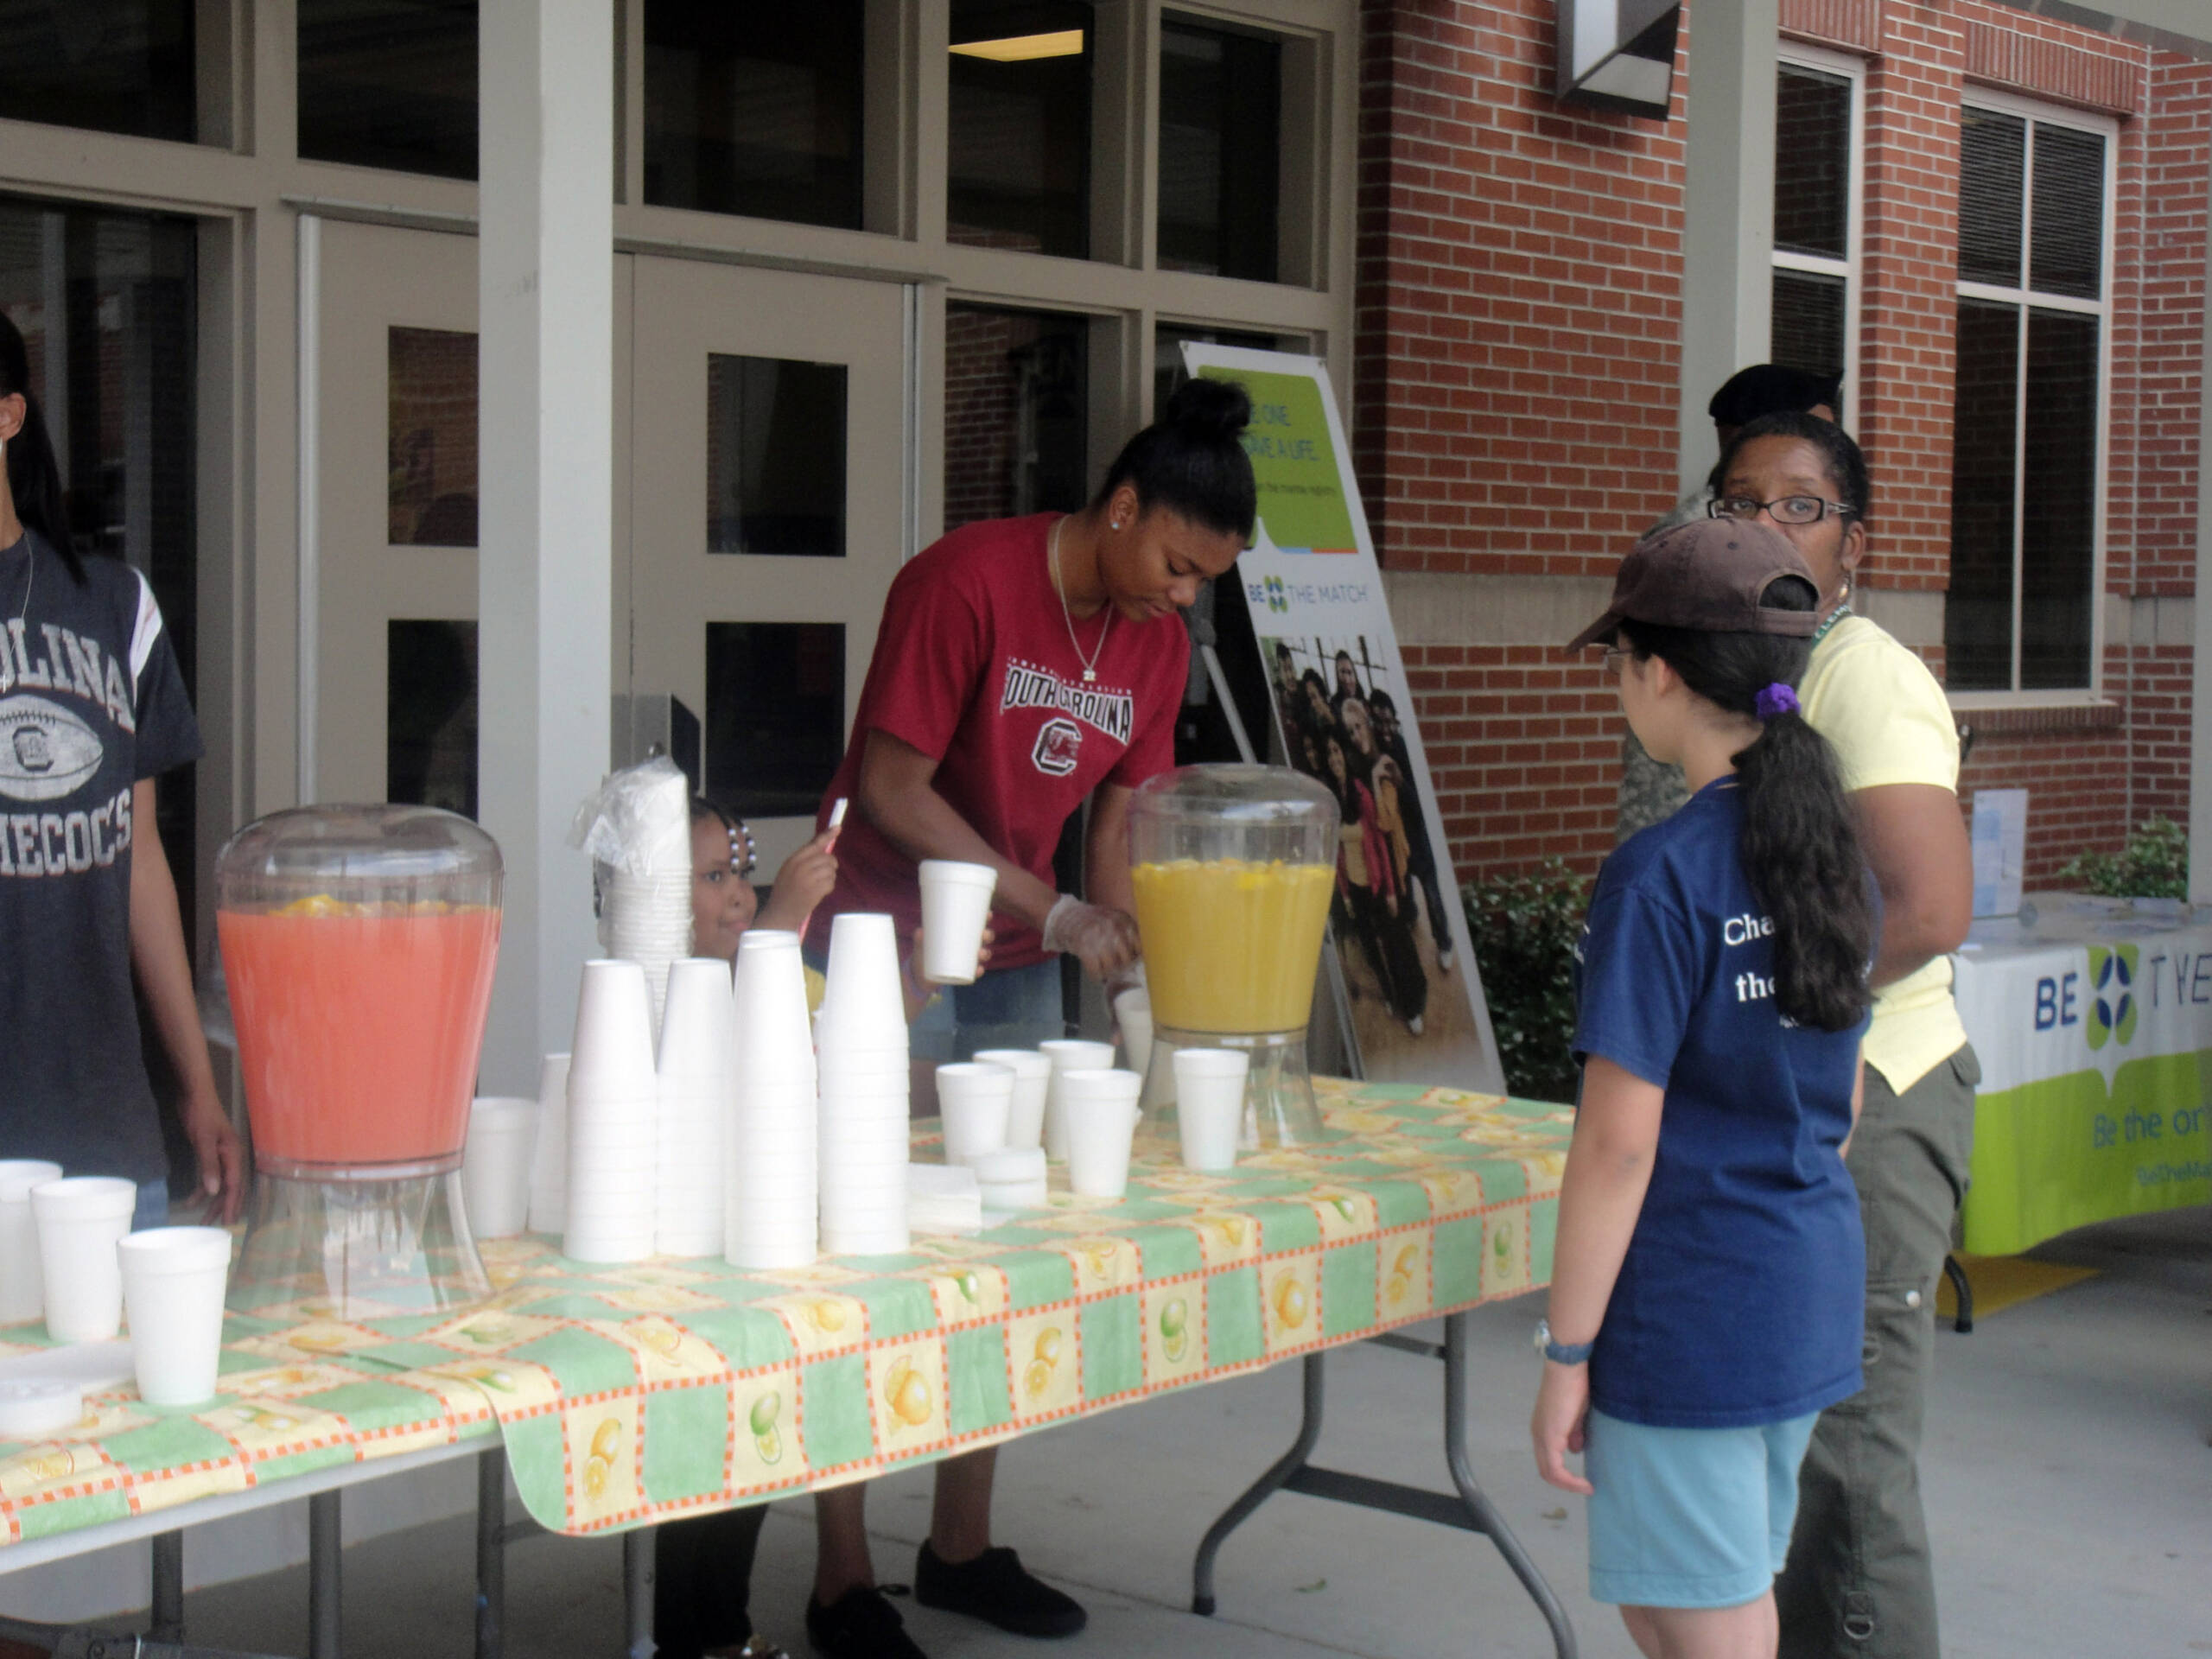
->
[1599, 645, 1632, 671]
[1709, 494, 1856, 526]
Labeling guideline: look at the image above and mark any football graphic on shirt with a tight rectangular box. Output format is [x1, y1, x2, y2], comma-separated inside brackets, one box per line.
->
[0, 696, 105, 803]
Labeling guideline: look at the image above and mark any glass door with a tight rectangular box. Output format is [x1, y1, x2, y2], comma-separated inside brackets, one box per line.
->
[307, 219, 480, 812]
[623, 256, 910, 875]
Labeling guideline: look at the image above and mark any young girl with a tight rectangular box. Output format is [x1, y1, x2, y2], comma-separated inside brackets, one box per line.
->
[1533, 517, 1874, 1659]
[690, 798, 839, 964]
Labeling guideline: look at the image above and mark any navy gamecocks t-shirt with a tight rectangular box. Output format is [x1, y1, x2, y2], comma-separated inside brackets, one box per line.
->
[1573, 778, 1866, 1429]
[0, 531, 203, 1184]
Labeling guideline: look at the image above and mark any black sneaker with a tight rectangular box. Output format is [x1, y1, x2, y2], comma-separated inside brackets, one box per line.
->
[912, 1541, 1087, 1638]
[804, 1586, 927, 1659]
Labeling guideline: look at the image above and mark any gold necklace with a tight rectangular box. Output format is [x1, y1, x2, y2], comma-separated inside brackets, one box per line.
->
[1049, 516, 1110, 684]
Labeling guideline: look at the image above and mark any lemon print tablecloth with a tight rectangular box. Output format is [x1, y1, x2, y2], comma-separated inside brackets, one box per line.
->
[0, 1081, 1568, 1545]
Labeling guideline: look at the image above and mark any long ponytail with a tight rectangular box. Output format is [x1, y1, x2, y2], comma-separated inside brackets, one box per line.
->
[0, 311, 80, 582]
[1619, 575, 1874, 1032]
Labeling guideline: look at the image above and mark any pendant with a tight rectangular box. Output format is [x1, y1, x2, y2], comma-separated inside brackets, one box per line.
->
[1083, 670, 1097, 683]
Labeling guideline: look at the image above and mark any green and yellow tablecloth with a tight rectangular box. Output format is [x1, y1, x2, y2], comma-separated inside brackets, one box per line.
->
[0, 1081, 1570, 1549]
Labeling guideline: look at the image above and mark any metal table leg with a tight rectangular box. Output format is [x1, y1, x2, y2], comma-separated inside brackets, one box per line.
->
[1190, 1313, 1578, 1658]
[1192, 1351, 1325, 1616]
[149, 1530, 185, 1643]
[621, 1527, 656, 1659]
[475, 1450, 506, 1659]
[308, 1490, 342, 1659]
[1440, 1314, 1579, 1658]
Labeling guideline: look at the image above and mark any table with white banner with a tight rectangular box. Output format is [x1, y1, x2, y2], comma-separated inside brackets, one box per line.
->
[1950, 894, 2212, 1255]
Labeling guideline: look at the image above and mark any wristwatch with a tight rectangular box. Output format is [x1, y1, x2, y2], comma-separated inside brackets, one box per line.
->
[1533, 1318, 1594, 1366]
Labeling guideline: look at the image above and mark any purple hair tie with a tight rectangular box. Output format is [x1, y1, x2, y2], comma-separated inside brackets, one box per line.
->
[1755, 683, 1801, 721]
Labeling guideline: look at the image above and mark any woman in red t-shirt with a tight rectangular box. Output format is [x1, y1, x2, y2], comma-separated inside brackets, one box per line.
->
[791, 379, 1256, 1659]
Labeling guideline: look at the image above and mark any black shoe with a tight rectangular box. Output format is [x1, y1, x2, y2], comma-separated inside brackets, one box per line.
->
[805, 1586, 927, 1659]
[912, 1541, 1087, 1638]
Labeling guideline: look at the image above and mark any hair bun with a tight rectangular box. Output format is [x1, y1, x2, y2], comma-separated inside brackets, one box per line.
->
[1162, 375, 1252, 442]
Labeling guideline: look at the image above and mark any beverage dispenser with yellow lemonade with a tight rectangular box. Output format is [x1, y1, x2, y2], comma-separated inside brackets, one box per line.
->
[215, 805, 503, 1318]
[1128, 765, 1338, 1147]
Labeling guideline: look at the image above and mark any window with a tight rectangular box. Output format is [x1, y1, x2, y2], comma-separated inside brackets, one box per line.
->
[643, 1, 866, 228]
[387, 620, 478, 818]
[1947, 101, 2109, 693]
[1769, 56, 1859, 405]
[388, 328, 478, 547]
[947, 1, 1093, 258]
[1157, 18, 1281, 282]
[298, 0, 479, 180]
[704, 623, 845, 818]
[0, 0, 195, 143]
[943, 304, 1090, 531]
[706, 355, 849, 557]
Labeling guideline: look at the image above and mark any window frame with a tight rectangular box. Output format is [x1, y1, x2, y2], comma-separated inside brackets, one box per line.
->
[1770, 43, 1864, 422]
[1946, 86, 2119, 706]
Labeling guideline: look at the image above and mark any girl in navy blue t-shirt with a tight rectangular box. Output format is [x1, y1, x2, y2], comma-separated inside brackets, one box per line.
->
[1533, 518, 1874, 1658]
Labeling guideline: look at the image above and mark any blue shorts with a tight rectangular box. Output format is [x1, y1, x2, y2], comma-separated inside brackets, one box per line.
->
[908, 958, 1067, 1062]
[1585, 1408, 1819, 1610]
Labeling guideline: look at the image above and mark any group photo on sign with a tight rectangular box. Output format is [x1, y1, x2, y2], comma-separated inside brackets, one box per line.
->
[1263, 632, 1464, 1064]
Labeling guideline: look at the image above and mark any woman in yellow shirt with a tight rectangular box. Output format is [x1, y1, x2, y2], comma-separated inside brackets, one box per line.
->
[1702, 413, 1976, 1659]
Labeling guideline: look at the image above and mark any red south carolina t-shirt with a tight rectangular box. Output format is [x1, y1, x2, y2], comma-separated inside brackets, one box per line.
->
[809, 513, 1189, 971]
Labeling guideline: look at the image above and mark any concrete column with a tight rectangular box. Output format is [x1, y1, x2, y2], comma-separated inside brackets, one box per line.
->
[479, 0, 615, 1091]
[1675, 0, 1778, 491]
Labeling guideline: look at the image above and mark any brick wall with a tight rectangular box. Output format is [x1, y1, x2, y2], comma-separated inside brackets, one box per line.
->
[1402, 644, 1619, 872]
[1353, 0, 1687, 583]
[1357, 0, 2209, 893]
[1854, 8, 1965, 593]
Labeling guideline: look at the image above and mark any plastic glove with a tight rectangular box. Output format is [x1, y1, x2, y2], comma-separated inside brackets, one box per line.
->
[1104, 956, 1147, 1005]
[1041, 894, 1141, 982]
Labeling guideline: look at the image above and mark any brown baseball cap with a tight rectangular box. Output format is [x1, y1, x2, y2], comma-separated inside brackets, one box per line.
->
[1565, 518, 1821, 652]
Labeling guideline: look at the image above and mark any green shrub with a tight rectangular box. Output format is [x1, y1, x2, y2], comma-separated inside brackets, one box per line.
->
[2056, 816, 2188, 901]
[1463, 859, 1590, 1104]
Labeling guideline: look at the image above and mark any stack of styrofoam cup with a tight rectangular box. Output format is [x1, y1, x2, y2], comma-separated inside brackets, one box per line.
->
[31, 1178, 138, 1343]
[606, 871, 694, 1029]
[1173, 1048, 1252, 1171]
[461, 1097, 540, 1240]
[118, 1226, 232, 1406]
[1058, 1069, 1144, 1198]
[1114, 988, 1154, 1084]
[815, 913, 912, 1256]
[970, 1051, 1051, 1151]
[727, 931, 819, 1270]
[528, 1052, 572, 1235]
[564, 960, 659, 1263]
[917, 860, 998, 985]
[1039, 1039, 1116, 1162]
[0, 1161, 63, 1325]
[971, 1147, 1050, 1212]
[907, 1165, 984, 1236]
[936, 1062, 1015, 1166]
[657, 958, 734, 1258]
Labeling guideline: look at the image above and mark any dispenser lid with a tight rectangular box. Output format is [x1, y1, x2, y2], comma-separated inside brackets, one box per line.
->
[1128, 764, 1339, 825]
[216, 804, 502, 891]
